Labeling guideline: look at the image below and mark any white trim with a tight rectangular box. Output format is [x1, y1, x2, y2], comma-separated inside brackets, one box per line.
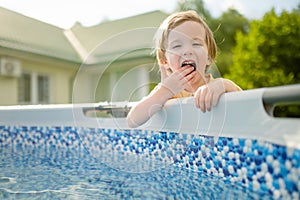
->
[138, 67, 149, 97]
[63, 29, 89, 61]
[31, 72, 38, 104]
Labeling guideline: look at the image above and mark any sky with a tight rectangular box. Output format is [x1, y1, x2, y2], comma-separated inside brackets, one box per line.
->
[0, 0, 299, 29]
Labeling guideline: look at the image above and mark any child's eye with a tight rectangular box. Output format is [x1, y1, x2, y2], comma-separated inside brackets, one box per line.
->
[193, 43, 202, 46]
[172, 45, 181, 49]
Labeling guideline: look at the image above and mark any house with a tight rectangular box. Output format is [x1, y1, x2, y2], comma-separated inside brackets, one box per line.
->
[0, 7, 168, 105]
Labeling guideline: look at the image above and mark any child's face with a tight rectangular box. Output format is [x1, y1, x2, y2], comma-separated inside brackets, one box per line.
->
[165, 21, 211, 87]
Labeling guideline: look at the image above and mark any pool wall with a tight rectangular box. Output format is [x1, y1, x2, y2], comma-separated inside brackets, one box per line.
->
[0, 85, 300, 199]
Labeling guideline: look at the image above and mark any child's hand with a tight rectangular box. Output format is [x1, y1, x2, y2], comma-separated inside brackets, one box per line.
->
[193, 78, 225, 112]
[160, 65, 195, 96]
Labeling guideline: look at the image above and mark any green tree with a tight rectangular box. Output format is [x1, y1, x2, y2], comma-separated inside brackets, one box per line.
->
[213, 9, 249, 52]
[211, 9, 249, 75]
[176, 0, 212, 21]
[293, 4, 300, 15]
[226, 9, 300, 89]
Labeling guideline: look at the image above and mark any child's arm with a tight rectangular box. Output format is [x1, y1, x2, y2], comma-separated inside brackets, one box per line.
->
[126, 84, 173, 128]
[127, 66, 195, 128]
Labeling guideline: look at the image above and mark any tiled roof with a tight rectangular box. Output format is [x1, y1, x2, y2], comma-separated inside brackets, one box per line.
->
[0, 7, 80, 63]
[70, 11, 167, 52]
[0, 7, 168, 64]
[68, 10, 168, 64]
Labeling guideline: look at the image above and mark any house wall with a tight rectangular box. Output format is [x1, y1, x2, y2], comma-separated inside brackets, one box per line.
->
[109, 65, 150, 102]
[0, 53, 78, 105]
[72, 65, 141, 103]
[0, 53, 159, 105]
[95, 58, 157, 103]
[0, 77, 18, 105]
[72, 70, 98, 103]
[0, 68, 154, 105]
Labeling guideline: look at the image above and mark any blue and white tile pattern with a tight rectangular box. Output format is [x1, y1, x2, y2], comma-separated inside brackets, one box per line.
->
[0, 125, 299, 199]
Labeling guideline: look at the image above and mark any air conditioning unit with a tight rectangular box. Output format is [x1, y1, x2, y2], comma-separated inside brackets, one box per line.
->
[0, 57, 21, 77]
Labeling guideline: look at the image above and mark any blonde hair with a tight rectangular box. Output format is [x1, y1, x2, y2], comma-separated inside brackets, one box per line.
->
[155, 10, 217, 70]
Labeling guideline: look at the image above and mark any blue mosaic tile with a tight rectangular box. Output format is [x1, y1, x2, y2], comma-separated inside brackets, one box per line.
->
[0, 125, 299, 199]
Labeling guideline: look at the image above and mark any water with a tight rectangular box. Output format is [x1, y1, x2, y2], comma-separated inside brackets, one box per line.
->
[0, 146, 264, 200]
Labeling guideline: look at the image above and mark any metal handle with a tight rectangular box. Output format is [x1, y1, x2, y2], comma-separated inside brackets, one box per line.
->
[263, 84, 300, 105]
[262, 84, 300, 117]
[83, 103, 131, 118]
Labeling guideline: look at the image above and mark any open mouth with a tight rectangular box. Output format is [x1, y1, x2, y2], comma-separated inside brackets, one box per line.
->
[181, 61, 196, 71]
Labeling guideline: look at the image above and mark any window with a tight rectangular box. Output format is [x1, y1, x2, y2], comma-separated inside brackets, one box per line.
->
[38, 75, 49, 103]
[18, 73, 31, 103]
[18, 73, 50, 104]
